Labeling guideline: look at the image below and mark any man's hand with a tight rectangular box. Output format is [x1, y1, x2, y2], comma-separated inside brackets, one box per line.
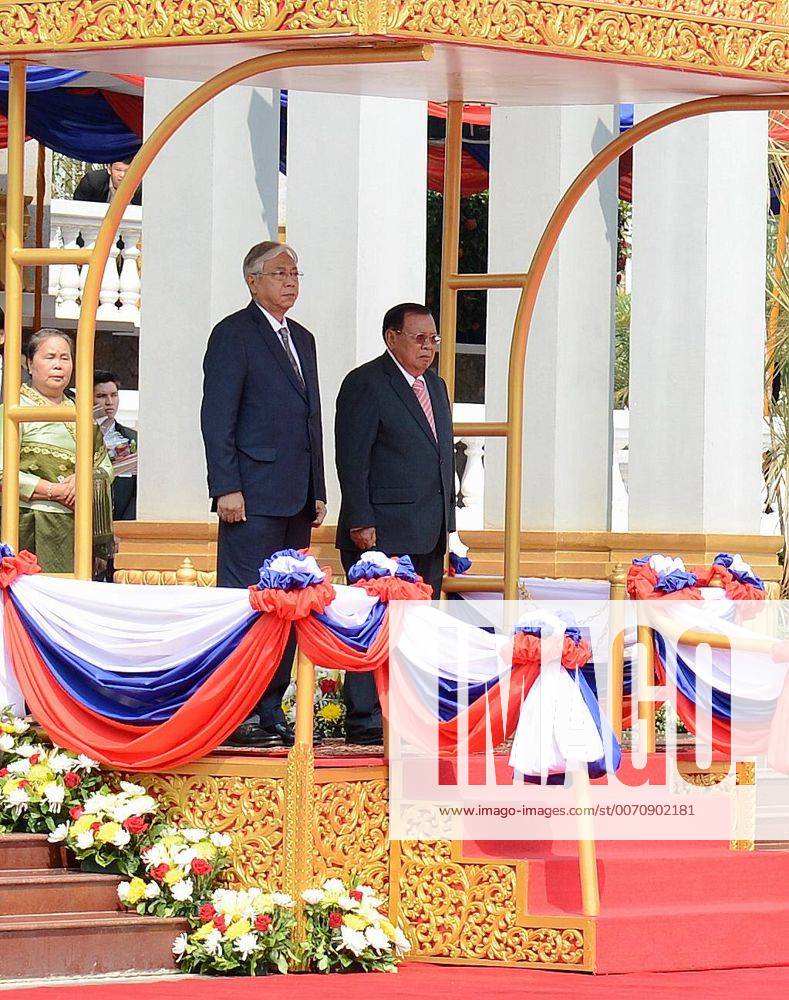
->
[312, 500, 327, 528]
[350, 526, 376, 551]
[217, 491, 246, 523]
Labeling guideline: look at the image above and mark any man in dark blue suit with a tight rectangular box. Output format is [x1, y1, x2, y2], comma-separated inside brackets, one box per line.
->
[201, 241, 326, 748]
[335, 303, 456, 744]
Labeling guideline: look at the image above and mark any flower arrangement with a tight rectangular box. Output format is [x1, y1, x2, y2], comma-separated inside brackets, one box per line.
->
[1, 709, 101, 835]
[300, 878, 410, 973]
[56, 780, 158, 876]
[173, 887, 296, 976]
[282, 668, 346, 740]
[118, 825, 232, 917]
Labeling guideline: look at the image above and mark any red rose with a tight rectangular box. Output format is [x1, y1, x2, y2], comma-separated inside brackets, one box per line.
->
[328, 911, 343, 929]
[150, 864, 170, 881]
[350, 889, 363, 902]
[255, 914, 272, 932]
[213, 915, 227, 934]
[29, 753, 40, 765]
[91, 822, 101, 832]
[0, 767, 8, 777]
[69, 805, 84, 820]
[63, 772, 81, 789]
[191, 858, 211, 876]
[19, 779, 30, 789]
[198, 904, 216, 922]
[123, 816, 148, 835]
[319, 679, 338, 695]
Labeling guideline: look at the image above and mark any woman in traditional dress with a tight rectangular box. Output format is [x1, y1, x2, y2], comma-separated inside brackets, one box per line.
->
[0, 329, 114, 573]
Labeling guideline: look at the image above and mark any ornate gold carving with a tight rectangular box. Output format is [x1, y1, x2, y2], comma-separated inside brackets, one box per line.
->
[113, 568, 217, 586]
[313, 776, 390, 896]
[0, 0, 357, 50]
[128, 771, 286, 888]
[284, 741, 315, 941]
[395, 840, 588, 967]
[386, 1, 789, 80]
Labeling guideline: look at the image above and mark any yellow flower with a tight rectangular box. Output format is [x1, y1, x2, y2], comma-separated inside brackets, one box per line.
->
[318, 703, 343, 722]
[26, 763, 53, 786]
[344, 914, 371, 932]
[163, 867, 185, 885]
[192, 921, 214, 942]
[126, 878, 147, 905]
[225, 919, 252, 941]
[379, 918, 397, 941]
[2, 777, 22, 796]
[96, 822, 122, 844]
[252, 893, 273, 914]
[70, 814, 98, 835]
[193, 841, 217, 861]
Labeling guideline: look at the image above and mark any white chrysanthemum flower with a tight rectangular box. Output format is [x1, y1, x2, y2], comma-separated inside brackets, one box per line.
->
[143, 844, 169, 869]
[204, 929, 223, 956]
[7, 787, 29, 807]
[172, 846, 197, 867]
[12, 718, 30, 734]
[112, 828, 131, 849]
[301, 888, 325, 905]
[210, 832, 232, 849]
[180, 827, 207, 844]
[43, 782, 65, 808]
[339, 924, 368, 957]
[270, 892, 293, 908]
[144, 881, 161, 900]
[82, 793, 111, 814]
[337, 894, 357, 911]
[47, 823, 69, 843]
[0, 733, 15, 752]
[171, 878, 194, 903]
[322, 878, 345, 893]
[75, 830, 94, 850]
[113, 795, 156, 823]
[15, 744, 42, 759]
[364, 925, 391, 953]
[394, 928, 411, 955]
[119, 780, 146, 796]
[74, 754, 98, 771]
[6, 758, 30, 775]
[117, 881, 131, 902]
[172, 932, 188, 959]
[233, 933, 259, 960]
[47, 752, 74, 774]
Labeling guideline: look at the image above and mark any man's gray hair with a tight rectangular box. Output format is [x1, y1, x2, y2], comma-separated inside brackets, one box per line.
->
[243, 241, 298, 280]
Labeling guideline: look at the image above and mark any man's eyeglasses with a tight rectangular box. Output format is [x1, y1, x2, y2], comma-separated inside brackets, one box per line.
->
[254, 269, 303, 281]
[394, 330, 442, 347]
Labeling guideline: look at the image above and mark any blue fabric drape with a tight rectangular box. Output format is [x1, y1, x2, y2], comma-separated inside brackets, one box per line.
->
[0, 67, 88, 92]
[312, 601, 387, 653]
[0, 89, 140, 161]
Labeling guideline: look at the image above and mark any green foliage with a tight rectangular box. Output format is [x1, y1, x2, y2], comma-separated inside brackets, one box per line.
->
[614, 292, 631, 409]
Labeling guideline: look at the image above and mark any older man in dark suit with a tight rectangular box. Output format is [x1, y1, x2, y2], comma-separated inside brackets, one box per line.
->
[335, 303, 455, 744]
[201, 241, 326, 748]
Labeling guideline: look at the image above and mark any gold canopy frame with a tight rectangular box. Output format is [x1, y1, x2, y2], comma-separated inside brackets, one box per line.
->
[1, 10, 787, 953]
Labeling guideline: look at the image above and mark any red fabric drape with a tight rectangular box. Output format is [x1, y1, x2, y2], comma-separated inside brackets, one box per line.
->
[427, 144, 489, 196]
[102, 91, 143, 138]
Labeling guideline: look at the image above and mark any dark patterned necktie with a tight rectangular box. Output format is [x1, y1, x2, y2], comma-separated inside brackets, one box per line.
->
[278, 325, 305, 389]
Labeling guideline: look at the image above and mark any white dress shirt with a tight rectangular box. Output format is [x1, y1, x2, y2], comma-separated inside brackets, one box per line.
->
[256, 303, 304, 379]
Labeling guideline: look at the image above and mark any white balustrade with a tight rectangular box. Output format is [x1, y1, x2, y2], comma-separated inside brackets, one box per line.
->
[48, 198, 142, 328]
[454, 402, 485, 530]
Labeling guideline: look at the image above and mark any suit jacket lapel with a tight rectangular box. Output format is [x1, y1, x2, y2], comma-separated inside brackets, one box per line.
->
[425, 371, 452, 450]
[247, 301, 308, 401]
[383, 353, 439, 452]
[289, 322, 316, 408]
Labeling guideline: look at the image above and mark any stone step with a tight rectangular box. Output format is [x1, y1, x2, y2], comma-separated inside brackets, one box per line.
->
[0, 833, 70, 872]
[0, 911, 187, 979]
[0, 868, 122, 915]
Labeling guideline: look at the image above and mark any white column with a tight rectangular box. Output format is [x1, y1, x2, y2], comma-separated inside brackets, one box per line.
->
[286, 93, 427, 517]
[484, 107, 618, 529]
[628, 110, 767, 533]
[137, 79, 280, 520]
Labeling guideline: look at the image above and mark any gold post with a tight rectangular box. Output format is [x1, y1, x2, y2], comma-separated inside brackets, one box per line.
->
[70, 43, 433, 580]
[293, 650, 315, 747]
[574, 768, 601, 916]
[446, 272, 529, 290]
[608, 563, 626, 738]
[1, 61, 27, 551]
[766, 177, 789, 416]
[32, 142, 46, 332]
[636, 625, 656, 754]
[439, 101, 463, 402]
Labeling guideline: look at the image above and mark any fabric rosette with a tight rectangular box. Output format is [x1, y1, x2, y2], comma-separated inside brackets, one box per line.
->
[510, 618, 592, 671]
[0, 544, 41, 590]
[348, 552, 433, 602]
[695, 553, 766, 603]
[627, 555, 701, 601]
[248, 549, 335, 620]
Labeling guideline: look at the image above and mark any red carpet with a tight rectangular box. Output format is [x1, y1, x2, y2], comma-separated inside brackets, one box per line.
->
[465, 837, 789, 973]
[3, 964, 789, 999]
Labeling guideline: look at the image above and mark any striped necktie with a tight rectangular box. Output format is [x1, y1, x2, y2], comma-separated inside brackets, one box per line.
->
[412, 376, 437, 439]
